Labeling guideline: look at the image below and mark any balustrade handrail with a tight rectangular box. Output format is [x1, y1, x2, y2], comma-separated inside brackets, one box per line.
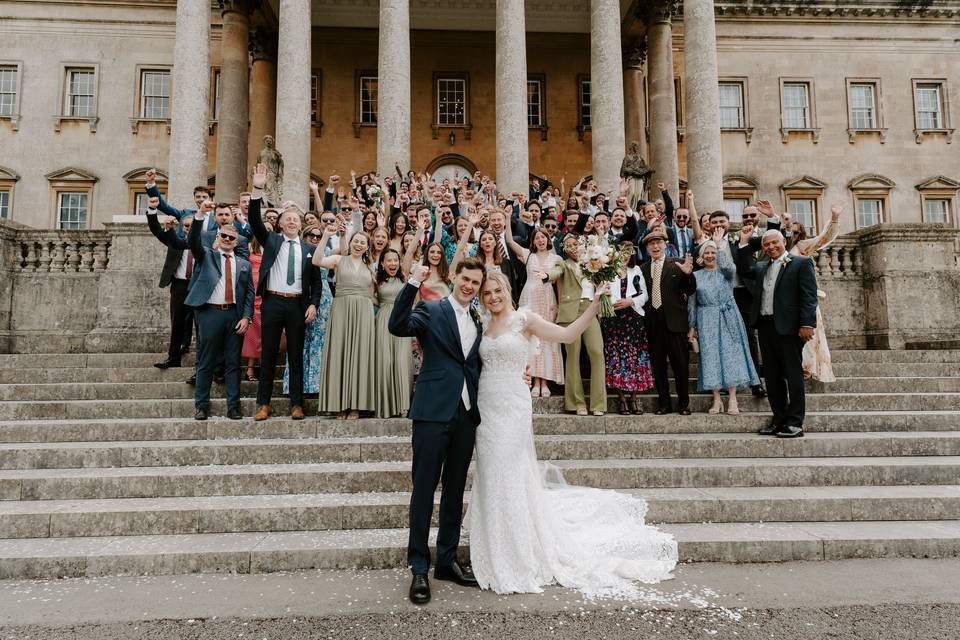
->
[12, 228, 112, 273]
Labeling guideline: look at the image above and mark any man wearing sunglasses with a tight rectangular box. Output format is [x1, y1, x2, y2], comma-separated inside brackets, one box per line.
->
[185, 217, 254, 421]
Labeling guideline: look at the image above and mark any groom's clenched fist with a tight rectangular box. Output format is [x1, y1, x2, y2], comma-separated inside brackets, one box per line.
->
[410, 263, 429, 284]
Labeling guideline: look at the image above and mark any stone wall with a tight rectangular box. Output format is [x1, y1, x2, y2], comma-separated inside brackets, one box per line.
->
[0, 219, 956, 353]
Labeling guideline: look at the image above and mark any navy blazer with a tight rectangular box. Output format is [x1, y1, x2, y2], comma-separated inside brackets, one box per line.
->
[184, 215, 255, 320]
[145, 184, 252, 238]
[146, 211, 189, 288]
[248, 195, 326, 312]
[388, 283, 482, 427]
[737, 252, 818, 336]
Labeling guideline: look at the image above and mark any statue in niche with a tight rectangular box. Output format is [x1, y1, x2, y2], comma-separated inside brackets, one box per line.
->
[620, 141, 654, 209]
[255, 135, 284, 206]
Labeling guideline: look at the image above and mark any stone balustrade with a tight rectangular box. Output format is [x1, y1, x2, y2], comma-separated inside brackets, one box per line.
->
[0, 220, 957, 353]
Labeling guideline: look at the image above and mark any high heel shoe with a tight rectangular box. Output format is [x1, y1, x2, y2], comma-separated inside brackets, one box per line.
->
[708, 399, 724, 414]
[727, 399, 740, 415]
[531, 386, 541, 398]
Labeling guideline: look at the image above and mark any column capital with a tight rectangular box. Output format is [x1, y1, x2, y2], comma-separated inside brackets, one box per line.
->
[642, 0, 678, 24]
[219, 0, 252, 17]
[623, 38, 647, 69]
[249, 27, 277, 62]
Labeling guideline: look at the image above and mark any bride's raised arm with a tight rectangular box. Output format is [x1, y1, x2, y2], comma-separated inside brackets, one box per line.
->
[522, 283, 609, 343]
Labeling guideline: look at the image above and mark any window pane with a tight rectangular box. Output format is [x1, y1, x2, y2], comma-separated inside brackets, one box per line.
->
[788, 198, 817, 235]
[924, 199, 949, 224]
[213, 70, 221, 120]
[783, 83, 809, 128]
[580, 79, 591, 127]
[0, 191, 9, 219]
[141, 71, 170, 119]
[0, 67, 17, 117]
[437, 78, 465, 126]
[915, 84, 942, 129]
[135, 193, 151, 216]
[718, 83, 743, 128]
[857, 199, 882, 228]
[66, 70, 95, 117]
[360, 76, 378, 124]
[527, 80, 542, 127]
[849, 84, 875, 129]
[311, 74, 319, 123]
[58, 192, 88, 230]
[722, 198, 748, 223]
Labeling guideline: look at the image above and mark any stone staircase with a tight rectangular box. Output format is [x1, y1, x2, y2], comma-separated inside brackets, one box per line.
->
[1, 349, 959, 579]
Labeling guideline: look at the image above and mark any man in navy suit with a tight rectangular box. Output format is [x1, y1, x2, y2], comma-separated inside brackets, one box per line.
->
[737, 229, 818, 438]
[389, 257, 486, 605]
[185, 215, 254, 421]
[145, 171, 252, 243]
[248, 164, 324, 421]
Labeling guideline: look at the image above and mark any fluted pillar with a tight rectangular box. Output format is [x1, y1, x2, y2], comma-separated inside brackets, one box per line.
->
[623, 40, 647, 159]
[495, 0, 529, 195]
[215, 0, 251, 200]
[590, 0, 626, 195]
[683, 0, 723, 209]
[275, 0, 312, 207]
[248, 28, 277, 169]
[168, 0, 210, 206]
[646, 2, 680, 198]
[377, 0, 411, 177]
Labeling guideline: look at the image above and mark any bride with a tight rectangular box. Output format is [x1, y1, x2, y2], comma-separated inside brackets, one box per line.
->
[468, 272, 677, 599]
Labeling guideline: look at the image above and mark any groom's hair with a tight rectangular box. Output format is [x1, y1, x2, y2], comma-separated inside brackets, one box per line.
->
[456, 256, 486, 280]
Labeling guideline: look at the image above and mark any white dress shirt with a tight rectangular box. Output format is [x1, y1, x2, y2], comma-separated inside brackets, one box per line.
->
[268, 235, 303, 294]
[208, 251, 238, 304]
[761, 257, 784, 316]
[446, 294, 476, 410]
[174, 247, 191, 280]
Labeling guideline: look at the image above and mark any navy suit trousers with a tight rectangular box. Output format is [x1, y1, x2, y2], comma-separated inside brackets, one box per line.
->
[195, 307, 242, 411]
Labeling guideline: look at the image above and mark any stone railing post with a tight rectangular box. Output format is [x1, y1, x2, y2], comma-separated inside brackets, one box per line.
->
[0, 222, 18, 352]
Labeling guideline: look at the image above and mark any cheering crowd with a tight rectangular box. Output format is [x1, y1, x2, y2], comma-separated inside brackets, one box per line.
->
[144, 162, 839, 436]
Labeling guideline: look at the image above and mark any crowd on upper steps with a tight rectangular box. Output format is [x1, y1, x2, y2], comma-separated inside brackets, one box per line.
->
[143, 161, 832, 438]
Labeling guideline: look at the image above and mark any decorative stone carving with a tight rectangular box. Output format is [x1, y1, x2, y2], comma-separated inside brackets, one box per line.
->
[255, 135, 284, 206]
[620, 141, 654, 207]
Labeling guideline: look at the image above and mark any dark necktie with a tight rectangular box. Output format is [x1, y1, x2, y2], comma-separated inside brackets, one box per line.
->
[286, 240, 296, 286]
[185, 251, 193, 279]
[224, 254, 234, 304]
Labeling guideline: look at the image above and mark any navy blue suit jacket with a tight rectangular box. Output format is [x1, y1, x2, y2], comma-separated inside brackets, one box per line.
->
[184, 215, 255, 320]
[388, 283, 483, 426]
[146, 211, 189, 288]
[737, 253, 818, 336]
[146, 184, 252, 239]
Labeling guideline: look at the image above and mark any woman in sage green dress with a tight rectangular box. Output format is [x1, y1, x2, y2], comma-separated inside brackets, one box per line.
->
[374, 248, 412, 418]
[313, 228, 376, 420]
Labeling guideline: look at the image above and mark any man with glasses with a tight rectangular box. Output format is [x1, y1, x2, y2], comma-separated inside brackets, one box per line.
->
[185, 216, 254, 421]
[671, 208, 695, 259]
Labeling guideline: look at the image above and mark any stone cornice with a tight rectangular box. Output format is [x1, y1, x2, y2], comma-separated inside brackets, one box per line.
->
[711, 1, 960, 19]
[848, 223, 960, 247]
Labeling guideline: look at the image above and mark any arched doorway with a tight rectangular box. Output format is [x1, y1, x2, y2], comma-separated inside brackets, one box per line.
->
[425, 153, 477, 183]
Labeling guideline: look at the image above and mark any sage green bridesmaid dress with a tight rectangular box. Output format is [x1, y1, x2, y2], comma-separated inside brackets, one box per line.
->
[374, 278, 412, 418]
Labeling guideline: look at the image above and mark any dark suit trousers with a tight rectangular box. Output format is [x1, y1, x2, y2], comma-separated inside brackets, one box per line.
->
[258, 295, 306, 407]
[194, 307, 242, 411]
[168, 278, 191, 361]
[734, 287, 762, 378]
[408, 401, 476, 575]
[647, 307, 690, 410]
[758, 316, 806, 427]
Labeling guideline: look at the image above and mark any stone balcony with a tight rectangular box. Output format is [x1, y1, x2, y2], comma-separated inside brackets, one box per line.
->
[0, 220, 958, 353]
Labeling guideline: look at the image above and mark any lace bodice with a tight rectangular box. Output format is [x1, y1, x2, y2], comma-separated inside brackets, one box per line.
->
[479, 310, 539, 375]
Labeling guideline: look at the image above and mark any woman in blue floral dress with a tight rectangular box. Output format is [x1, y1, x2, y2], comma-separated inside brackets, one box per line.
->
[687, 232, 759, 415]
[284, 224, 333, 396]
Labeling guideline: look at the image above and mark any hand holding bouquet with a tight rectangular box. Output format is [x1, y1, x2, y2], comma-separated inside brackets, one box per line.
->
[578, 236, 632, 318]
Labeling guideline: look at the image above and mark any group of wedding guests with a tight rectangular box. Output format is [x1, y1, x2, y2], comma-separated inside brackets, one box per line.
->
[143, 164, 838, 436]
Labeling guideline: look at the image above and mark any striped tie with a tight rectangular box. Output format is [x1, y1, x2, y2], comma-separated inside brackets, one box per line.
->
[651, 259, 663, 310]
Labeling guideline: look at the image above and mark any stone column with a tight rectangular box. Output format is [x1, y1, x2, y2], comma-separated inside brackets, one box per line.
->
[646, 2, 680, 199]
[377, 0, 411, 177]
[215, 0, 251, 200]
[590, 0, 626, 196]
[495, 0, 529, 196]
[167, 0, 210, 206]
[247, 28, 277, 170]
[683, 0, 723, 210]
[275, 0, 312, 207]
[623, 40, 647, 159]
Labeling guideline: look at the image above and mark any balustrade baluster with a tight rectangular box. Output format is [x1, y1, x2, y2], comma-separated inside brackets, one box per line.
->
[22, 241, 37, 272]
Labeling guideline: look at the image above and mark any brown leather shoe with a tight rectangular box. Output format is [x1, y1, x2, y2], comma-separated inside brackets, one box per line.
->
[290, 405, 305, 420]
[254, 405, 271, 421]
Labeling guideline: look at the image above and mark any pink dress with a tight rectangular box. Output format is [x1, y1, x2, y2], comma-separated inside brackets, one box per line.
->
[241, 252, 263, 359]
[518, 250, 564, 383]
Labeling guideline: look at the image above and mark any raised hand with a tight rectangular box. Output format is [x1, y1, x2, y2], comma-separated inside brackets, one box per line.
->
[329, 174, 341, 185]
[657, 182, 666, 192]
[148, 196, 160, 210]
[145, 168, 157, 185]
[410, 263, 429, 282]
[712, 227, 727, 244]
[686, 189, 694, 202]
[649, 214, 665, 230]
[830, 202, 843, 222]
[678, 254, 694, 275]
[252, 163, 268, 190]
[309, 179, 320, 192]
[739, 225, 753, 245]
[757, 199, 775, 218]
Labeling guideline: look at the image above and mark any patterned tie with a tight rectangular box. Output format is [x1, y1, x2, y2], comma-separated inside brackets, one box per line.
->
[651, 259, 663, 310]
[224, 254, 234, 304]
[286, 240, 296, 286]
[185, 251, 193, 279]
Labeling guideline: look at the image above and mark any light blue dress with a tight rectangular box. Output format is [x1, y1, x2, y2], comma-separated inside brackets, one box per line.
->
[283, 246, 333, 395]
[688, 244, 759, 391]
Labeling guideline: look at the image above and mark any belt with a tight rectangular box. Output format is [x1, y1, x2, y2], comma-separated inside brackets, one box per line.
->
[266, 290, 302, 299]
[204, 303, 236, 310]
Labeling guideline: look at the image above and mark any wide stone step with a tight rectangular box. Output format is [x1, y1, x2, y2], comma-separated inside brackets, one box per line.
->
[1, 432, 959, 470]
[829, 350, 960, 363]
[3, 457, 960, 501]
[3, 486, 959, 539]
[2, 520, 960, 579]
[3, 412, 959, 444]
[832, 363, 960, 377]
[3, 393, 956, 421]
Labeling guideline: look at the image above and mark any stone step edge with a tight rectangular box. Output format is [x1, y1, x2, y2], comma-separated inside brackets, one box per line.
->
[2, 521, 960, 579]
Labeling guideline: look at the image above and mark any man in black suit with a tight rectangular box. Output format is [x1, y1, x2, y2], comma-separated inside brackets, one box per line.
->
[737, 229, 818, 438]
[641, 232, 696, 415]
[487, 209, 525, 305]
[249, 163, 325, 422]
[145, 196, 195, 370]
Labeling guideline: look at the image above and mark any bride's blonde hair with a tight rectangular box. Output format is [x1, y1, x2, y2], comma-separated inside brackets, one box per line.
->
[480, 272, 516, 311]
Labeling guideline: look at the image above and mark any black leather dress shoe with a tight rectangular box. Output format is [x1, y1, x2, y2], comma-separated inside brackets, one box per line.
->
[154, 358, 180, 370]
[226, 407, 242, 420]
[758, 423, 781, 436]
[409, 574, 431, 605]
[775, 425, 804, 438]
[186, 374, 196, 386]
[194, 408, 209, 421]
[434, 562, 479, 588]
[654, 406, 672, 416]
[751, 385, 767, 398]
[678, 407, 691, 416]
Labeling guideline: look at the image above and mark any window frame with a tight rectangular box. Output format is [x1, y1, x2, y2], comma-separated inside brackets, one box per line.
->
[311, 67, 323, 137]
[854, 197, 885, 229]
[56, 63, 100, 132]
[848, 174, 894, 229]
[779, 78, 819, 143]
[786, 197, 819, 237]
[0, 61, 23, 130]
[46, 168, 98, 229]
[0, 166, 18, 221]
[577, 73, 591, 141]
[780, 175, 827, 235]
[431, 71, 472, 140]
[916, 176, 959, 226]
[721, 175, 758, 225]
[130, 65, 172, 135]
[911, 78, 954, 144]
[718, 77, 752, 143]
[527, 73, 549, 140]
[56, 191, 90, 230]
[354, 69, 377, 131]
[845, 78, 886, 143]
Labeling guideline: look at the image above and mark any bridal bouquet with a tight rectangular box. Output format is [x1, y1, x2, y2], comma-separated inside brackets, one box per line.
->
[578, 236, 631, 318]
[366, 184, 384, 202]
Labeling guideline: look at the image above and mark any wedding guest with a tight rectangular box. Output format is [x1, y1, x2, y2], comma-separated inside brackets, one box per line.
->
[370, 226, 389, 266]
[601, 240, 653, 415]
[242, 224, 268, 382]
[284, 224, 333, 396]
[404, 216, 451, 301]
[314, 227, 377, 420]
[641, 232, 696, 415]
[388, 211, 409, 252]
[738, 230, 818, 438]
[688, 233, 760, 415]
[374, 248, 413, 418]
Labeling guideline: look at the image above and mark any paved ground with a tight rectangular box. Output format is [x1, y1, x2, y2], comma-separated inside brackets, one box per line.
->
[2, 559, 959, 639]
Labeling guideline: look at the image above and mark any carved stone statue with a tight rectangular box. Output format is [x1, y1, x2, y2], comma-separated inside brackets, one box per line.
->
[620, 141, 653, 209]
[255, 135, 284, 206]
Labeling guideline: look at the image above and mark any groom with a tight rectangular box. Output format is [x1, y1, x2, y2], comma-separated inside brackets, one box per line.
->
[389, 257, 486, 605]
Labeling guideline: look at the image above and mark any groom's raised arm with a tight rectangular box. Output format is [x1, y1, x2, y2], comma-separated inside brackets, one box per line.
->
[389, 281, 430, 338]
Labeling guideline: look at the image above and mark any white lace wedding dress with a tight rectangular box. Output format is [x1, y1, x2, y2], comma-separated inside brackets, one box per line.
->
[468, 309, 678, 599]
